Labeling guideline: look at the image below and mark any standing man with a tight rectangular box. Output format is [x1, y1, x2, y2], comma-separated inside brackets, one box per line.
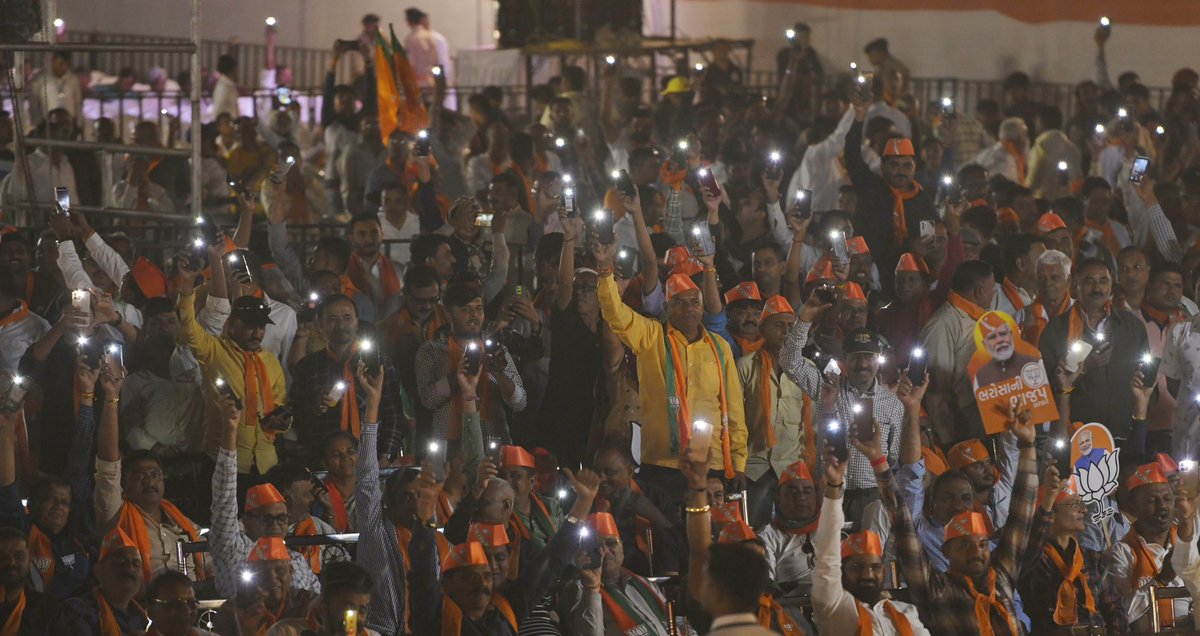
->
[211, 55, 240, 121]
[1022, 249, 1073, 346]
[1137, 262, 1186, 452]
[404, 7, 452, 89]
[346, 213, 403, 318]
[28, 51, 81, 126]
[993, 234, 1044, 323]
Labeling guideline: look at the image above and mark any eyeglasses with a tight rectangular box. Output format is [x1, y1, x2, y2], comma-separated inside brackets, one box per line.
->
[251, 512, 290, 527]
[154, 598, 199, 611]
[1055, 502, 1087, 512]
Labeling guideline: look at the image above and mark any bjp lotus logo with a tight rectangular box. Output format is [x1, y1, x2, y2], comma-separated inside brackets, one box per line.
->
[1071, 423, 1120, 519]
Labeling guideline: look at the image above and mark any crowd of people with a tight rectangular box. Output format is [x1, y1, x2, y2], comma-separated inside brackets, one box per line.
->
[1, 6, 1200, 635]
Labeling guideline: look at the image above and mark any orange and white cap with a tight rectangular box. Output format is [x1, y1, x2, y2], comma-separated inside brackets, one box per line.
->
[843, 282, 867, 303]
[442, 541, 490, 572]
[468, 522, 510, 547]
[499, 445, 535, 470]
[1156, 452, 1179, 476]
[666, 273, 701, 299]
[248, 537, 290, 562]
[759, 296, 795, 323]
[943, 511, 990, 542]
[779, 460, 813, 486]
[587, 513, 620, 538]
[805, 258, 836, 284]
[1037, 213, 1068, 235]
[979, 311, 1008, 336]
[724, 281, 763, 305]
[947, 439, 990, 470]
[99, 527, 139, 561]
[895, 253, 932, 276]
[1126, 462, 1170, 492]
[840, 530, 883, 558]
[244, 484, 286, 513]
[883, 138, 915, 157]
[922, 447, 948, 476]
[718, 520, 758, 544]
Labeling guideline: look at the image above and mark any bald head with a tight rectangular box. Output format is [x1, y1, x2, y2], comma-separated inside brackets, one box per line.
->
[475, 478, 515, 525]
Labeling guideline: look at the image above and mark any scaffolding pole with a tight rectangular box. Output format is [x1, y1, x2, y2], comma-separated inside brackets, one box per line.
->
[190, 0, 202, 221]
[22, 137, 192, 158]
[0, 42, 197, 53]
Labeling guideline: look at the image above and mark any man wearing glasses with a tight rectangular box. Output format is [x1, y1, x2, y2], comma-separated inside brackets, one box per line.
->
[144, 570, 213, 636]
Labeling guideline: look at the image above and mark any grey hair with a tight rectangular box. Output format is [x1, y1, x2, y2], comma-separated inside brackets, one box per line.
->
[1036, 249, 1071, 277]
[999, 117, 1028, 142]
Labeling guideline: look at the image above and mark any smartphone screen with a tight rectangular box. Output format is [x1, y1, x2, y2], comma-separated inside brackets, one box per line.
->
[55, 186, 71, 215]
[830, 231, 850, 264]
[852, 400, 874, 442]
[1138, 354, 1162, 383]
[485, 437, 502, 465]
[615, 249, 637, 279]
[1130, 155, 1150, 184]
[360, 339, 381, 375]
[687, 222, 716, 258]
[856, 72, 874, 102]
[615, 169, 636, 198]
[686, 420, 715, 463]
[415, 129, 432, 157]
[563, 187, 576, 217]
[826, 419, 849, 462]
[765, 153, 783, 180]
[276, 86, 291, 104]
[793, 189, 813, 219]
[920, 220, 935, 239]
[464, 342, 483, 377]
[907, 346, 928, 385]
[427, 442, 446, 482]
[594, 209, 615, 244]
[696, 168, 720, 198]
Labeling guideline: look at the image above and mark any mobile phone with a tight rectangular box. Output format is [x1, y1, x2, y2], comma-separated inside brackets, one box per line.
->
[856, 72, 874, 103]
[826, 419, 849, 462]
[1181, 462, 1200, 499]
[483, 338, 503, 357]
[464, 341, 483, 376]
[1099, 16, 1111, 34]
[226, 250, 253, 283]
[104, 342, 124, 371]
[325, 380, 348, 406]
[672, 140, 690, 168]
[196, 210, 221, 244]
[687, 222, 716, 258]
[907, 346, 928, 385]
[299, 291, 321, 322]
[813, 283, 837, 305]
[1064, 340, 1093, 373]
[1050, 437, 1073, 478]
[852, 400, 874, 443]
[785, 28, 796, 42]
[71, 290, 92, 321]
[1138, 353, 1162, 384]
[276, 86, 292, 105]
[940, 97, 956, 120]
[343, 609, 358, 635]
[226, 174, 251, 199]
[360, 338, 381, 375]
[513, 285, 525, 300]
[485, 437, 503, 465]
[563, 186, 577, 217]
[475, 213, 494, 228]
[0, 376, 28, 412]
[236, 570, 261, 608]
[725, 491, 749, 523]
[696, 168, 720, 198]
[765, 151, 783, 181]
[614, 169, 636, 198]
[427, 441, 446, 482]
[579, 526, 602, 569]
[270, 155, 296, 184]
[830, 230, 850, 264]
[593, 209, 616, 245]
[77, 336, 101, 370]
[1087, 330, 1111, 355]
[920, 220, 935, 240]
[1057, 161, 1070, 186]
[615, 248, 637, 279]
[685, 420, 714, 463]
[1130, 155, 1150, 184]
[792, 189, 813, 220]
[55, 186, 71, 216]
[415, 129, 432, 157]
[432, 65, 443, 77]
[263, 404, 293, 431]
[213, 377, 243, 410]
[823, 358, 842, 382]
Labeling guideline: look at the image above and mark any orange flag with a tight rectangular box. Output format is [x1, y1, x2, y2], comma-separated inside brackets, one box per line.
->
[389, 24, 430, 134]
[375, 33, 401, 144]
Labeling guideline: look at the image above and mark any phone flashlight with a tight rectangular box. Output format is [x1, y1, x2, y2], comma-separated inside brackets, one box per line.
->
[265, 16, 277, 26]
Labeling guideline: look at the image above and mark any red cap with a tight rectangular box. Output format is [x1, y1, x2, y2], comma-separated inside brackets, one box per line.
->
[244, 484, 286, 513]
[499, 445, 535, 470]
[718, 520, 758, 544]
[779, 460, 813, 486]
[99, 527, 139, 561]
[948, 439, 990, 470]
[840, 530, 883, 558]
[843, 282, 867, 303]
[944, 511, 990, 542]
[895, 253, 932, 276]
[1126, 462, 1170, 492]
[1037, 213, 1068, 235]
[883, 138, 915, 157]
[1156, 452, 1179, 476]
[587, 512, 620, 538]
[759, 295, 795, 323]
[666, 273, 700, 299]
[468, 522, 510, 547]
[846, 236, 870, 256]
[248, 537, 290, 562]
[131, 257, 168, 299]
[723, 281, 763, 305]
[442, 542, 490, 572]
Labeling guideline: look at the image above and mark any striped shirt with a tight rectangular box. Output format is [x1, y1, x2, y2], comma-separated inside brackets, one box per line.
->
[353, 423, 408, 635]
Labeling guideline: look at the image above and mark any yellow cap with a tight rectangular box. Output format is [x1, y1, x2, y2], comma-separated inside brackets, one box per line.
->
[661, 77, 691, 96]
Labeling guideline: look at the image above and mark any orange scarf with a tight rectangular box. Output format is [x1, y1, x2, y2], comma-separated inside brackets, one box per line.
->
[0, 589, 25, 636]
[733, 335, 764, 355]
[759, 594, 806, 635]
[770, 515, 818, 537]
[1141, 301, 1184, 329]
[1083, 219, 1121, 256]
[340, 275, 362, 298]
[326, 346, 361, 438]
[255, 595, 288, 636]
[324, 478, 350, 532]
[491, 594, 518, 630]
[887, 183, 922, 247]
[27, 525, 54, 590]
[1043, 539, 1098, 626]
[664, 327, 735, 477]
[1066, 302, 1110, 344]
[116, 499, 205, 581]
[242, 350, 276, 427]
[348, 253, 402, 303]
[1124, 526, 1177, 628]
[660, 161, 688, 192]
[95, 587, 145, 636]
[293, 517, 322, 574]
[435, 490, 454, 527]
[756, 349, 778, 448]
[394, 305, 446, 343]
[1023, 295, 1071, 345]
[854, 598, 915, 636]
[1000, 278, 1028, 313]
[961, 569, 1018, 636]
[1002, 141, 1026, 184]
[948, 291, 987, 321]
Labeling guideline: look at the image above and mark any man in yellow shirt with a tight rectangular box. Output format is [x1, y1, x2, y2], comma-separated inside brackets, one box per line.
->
[178, 259, 288, 476]
[593, 241, 748, 501]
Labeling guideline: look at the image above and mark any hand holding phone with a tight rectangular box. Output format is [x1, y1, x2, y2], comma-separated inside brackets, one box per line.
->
[696, 168, 720, 198]
[1050, 437, 1073, 478]
[826, 419, 849, 462]
[464, 341, 484, 377]
[685, 420, 715, 463]
[1129, 155, 1151, 184]
[415, 129, 432, 157]
[906, 346, 928, 385]
[687, 222, 716, 258]
[55, 186, 71, 217]
[791, 189, 813, 220]
[593, 209, 616, 245]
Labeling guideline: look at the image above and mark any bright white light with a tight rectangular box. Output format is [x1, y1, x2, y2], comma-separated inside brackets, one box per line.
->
[941, 175, 953, 185]
[594, 210, 607, 222]
[557, 488, 568, 499]
[1156, 125, 1166, 135]
[618, 249, 629, 259]
[417, 129, 429, 140]
[429, 441, 440, 453]
[227, 253, 238, 263]
[285, 155, 295, 165]
[785, 29, 796, 39]
[1057, 161, 1068, 171]
[485, 339, 495, 349]
[694, 63, 704, 72]
[1094, 124, 1106, 134]
[796, 190, 807, 200]
[1182, 459, 1197, 472]
[877, 355, 887, 366]
[107, 344, 119, 354]
[53, 18, 64, 28]
[693, 420, 711, 432]
[308, 292, 319, 302]
[940, 97, 952, 108]
[195, 215, 204, 224]
[605, 55, 616, 65]
[579, 526, 590, 538]
[698, 168, 708, 177]
[334, 381, 347, 391]
[1099, 16, 1110, 27]
[192, 238, 204, 248]
[769, 151, 782, 162]
[77, 336, 88, 346]
[214, 377, 225, 387]
[1142, 352, 1153, 364]
[611, 170, 620, 179]
[1094, 332, 1106, 342]
[691, 225, 702, 236]
[359, 339, 373, 352]
[240, 570, 254, 582]
[1054, 438, 1066, 449]
[852, 403, 863, 414]
[827, 420, 841, 433]
[856, 74, 867, 85]
[467, 342, 479, 352]
[432, 66, 442, 77]
[555, 138, 566, 148]
[563, 174, 573, 184]
[911, 347, 924, 360]
[265, 16, 277, 26]
[1117, 107, 1128, 119]
[849, 62, 858, 71]
[678, 140, 689, 151]
[563, 187, 575, 197]
[829, 230, 843, 241]
[11, 376, 23, 386]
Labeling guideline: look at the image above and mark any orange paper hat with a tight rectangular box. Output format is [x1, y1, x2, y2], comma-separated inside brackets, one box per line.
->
[1037, 213, 1068, 235]
[666, 273, 701, 299]
[718, 520, 758, 544]
[759, 295, 795, 323]
[665, 246, 694, 273]
[944, 511, 990, 542]
[711, 501, 743, 524]
[1156, 452, 1179, 476]
[922, 447, 948, 476]
[843, 282, 867, 303]
[100, 527, 138, 561]
[806, 258, 835, 284]
[947, 439, 990, 470]
[846, 236, 870, 256]
[895, 253, 932, 276]
[883, 138, 915, 157]
[840, 530, 883, 558]
[1126, 462, 1170, 492]
[587, 512, 620, 538]
[998, 207, 1020, 227]
[1039, 477, 1078, 507]
[131, 256, 168, 299]
[499, 445, 535, 470]
[724, 281, 763, 305]
[248, 537, 290, 562]
[442, 541, 490, 572]
[979, 311, 1008, 336]
[468, 522, 510, 547]
[244, 483, 286, 513]
[779, 460, 814, 485]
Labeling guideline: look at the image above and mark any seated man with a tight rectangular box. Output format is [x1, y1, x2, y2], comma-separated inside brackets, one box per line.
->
[266, 561, 376, 636]
[592, 443, 681, 576]
[213, 537, 316, 635]
[317, 431, 357, 532]
[0, 527, 53, 633]
[757, 461, 819, 590]
[144, 570, 210, 636]
[54, 528, 149, 634]
[265, 463, 337, 574]
[496, 445, 561, 552]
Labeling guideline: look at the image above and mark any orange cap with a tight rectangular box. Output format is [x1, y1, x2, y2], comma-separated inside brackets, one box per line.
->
[979, 311, 1008, 336]
[883, 138, 915, 157]
[759, 295, 795, 323]
[806, 258, 836, 284]
[499, 445, 535, 470]
[779, 460, 813, 486]
[711, 501, 743, 524]
[131, 257, 168, 299]
[442, 541, 490, 572]
[1037, 213, 1068, 235]
[1156, 452, 1179, 476]
[468, 522, 510, 547]
[99, 527, 139, 561]
[248, 537, 290, 562]
[723, 281, 763, 305]
[1039, 477, 1078, 507]
[840, 530, 883, 558]
[665, 246, 692, 272]
[998, 207, 1020, 226]
[718, 520, 758, 544]
[922, 447, 948, 476]
[244, 483, 286, 513]
[843, 282, 867, 303]
[846, 236, 870, 256]
[895, 253, 932, 276]
[666, 273, 701, 299]
[1127, 462, 1170, 492]
[587, 512, 620, 538]
[943, 511, 990, 542]
[947, 439, 990, 470]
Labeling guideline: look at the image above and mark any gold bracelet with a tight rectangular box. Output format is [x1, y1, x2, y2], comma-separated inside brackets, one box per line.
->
[78, 392, 95, 401]
[684, 505, 710, 514]
[1060, 386, 1076, 396]
[105, 397, 120, 404]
